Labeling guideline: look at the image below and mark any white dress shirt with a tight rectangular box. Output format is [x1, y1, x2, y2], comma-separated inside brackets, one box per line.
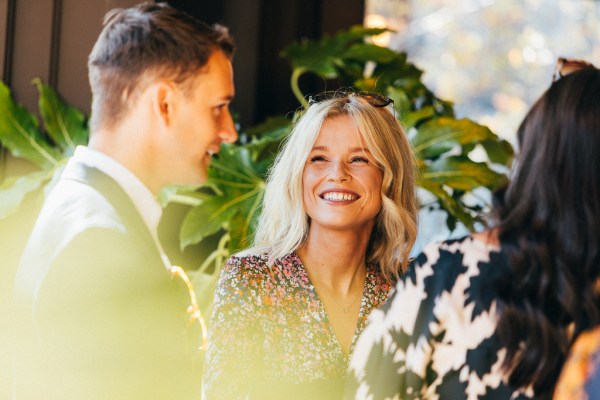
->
[67, 146, 171, 268]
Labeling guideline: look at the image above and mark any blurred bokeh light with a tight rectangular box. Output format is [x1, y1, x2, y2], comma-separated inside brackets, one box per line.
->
[365, 0, 600, 145]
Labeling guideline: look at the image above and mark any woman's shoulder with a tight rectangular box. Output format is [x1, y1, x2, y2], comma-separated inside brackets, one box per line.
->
[219, 251, 307, 295]
[415, 233, 502, 267]
[221, 250, 269, 278]
[228, 249, 269, 265]
[223, 250, 301, 276]
[401, 233, 505, 291]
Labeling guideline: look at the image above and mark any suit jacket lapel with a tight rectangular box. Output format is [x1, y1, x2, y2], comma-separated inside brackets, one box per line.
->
[61, 161, 159, 256]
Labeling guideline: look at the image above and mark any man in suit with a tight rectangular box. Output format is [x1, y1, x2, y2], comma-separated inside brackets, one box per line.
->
[12, 3, 236, 399]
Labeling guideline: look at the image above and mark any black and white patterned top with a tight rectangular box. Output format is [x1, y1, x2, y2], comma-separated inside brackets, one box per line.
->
[346, 236, 535, 400]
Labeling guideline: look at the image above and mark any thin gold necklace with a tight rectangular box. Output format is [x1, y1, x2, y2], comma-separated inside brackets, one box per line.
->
[310, 268, 366, 313]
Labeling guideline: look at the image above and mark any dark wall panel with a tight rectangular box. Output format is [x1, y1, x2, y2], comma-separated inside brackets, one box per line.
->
[255, 0, 321, 123]
[1, 0, 365, 129]
[0, 0, 11, 81]
[57, 0, 140, 113]
[166, 0, 365, 126]
[223, 0, 261, 129]
[10, 0, 54, 111]
[1, 0, 142, 116]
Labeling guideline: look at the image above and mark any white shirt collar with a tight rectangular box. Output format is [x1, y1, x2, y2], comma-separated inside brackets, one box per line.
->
[69, 146, 170, 266]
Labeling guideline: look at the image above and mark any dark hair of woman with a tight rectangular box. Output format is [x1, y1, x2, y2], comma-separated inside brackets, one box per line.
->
[494, 67, 600, 396]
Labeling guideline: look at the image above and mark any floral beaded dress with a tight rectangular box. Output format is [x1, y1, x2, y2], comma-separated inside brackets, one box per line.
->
[202, 251, 393, 400]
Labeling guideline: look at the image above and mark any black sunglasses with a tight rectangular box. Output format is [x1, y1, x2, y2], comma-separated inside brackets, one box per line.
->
[552, 57, 595, 82]
[307, 88, 394, 108]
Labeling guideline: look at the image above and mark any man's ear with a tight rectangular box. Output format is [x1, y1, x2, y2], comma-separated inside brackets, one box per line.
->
[152, 80, 176, 126]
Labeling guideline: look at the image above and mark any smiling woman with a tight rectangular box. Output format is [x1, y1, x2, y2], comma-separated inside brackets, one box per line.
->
[302, 115, 383, 240]
[201, 90, 418, 399]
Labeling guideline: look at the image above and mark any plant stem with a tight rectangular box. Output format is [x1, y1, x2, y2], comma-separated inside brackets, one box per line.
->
[290, 67, 308, 108]
[166, 194, 203, 207]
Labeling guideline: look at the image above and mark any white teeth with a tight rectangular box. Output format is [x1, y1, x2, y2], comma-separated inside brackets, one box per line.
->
[207, 149, 216, 156]
[323, 192, 357, 201]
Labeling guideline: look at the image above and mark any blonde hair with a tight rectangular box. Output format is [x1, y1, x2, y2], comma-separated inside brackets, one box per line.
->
[252, 94, 418, 280]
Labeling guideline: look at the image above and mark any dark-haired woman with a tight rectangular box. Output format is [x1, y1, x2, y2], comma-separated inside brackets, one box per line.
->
[346, 60, 600, 399]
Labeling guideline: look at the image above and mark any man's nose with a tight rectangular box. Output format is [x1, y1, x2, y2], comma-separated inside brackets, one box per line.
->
[219, 110, 238, 143]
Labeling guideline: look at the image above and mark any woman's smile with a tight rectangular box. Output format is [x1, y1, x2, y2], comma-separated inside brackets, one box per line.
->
[320, 190, 360, 202]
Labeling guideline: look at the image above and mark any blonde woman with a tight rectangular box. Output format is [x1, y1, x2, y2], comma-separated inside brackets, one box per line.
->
[202, 89, 418, 399]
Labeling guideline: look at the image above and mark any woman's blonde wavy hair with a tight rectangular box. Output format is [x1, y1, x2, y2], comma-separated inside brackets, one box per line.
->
[251, 94, 418, 281]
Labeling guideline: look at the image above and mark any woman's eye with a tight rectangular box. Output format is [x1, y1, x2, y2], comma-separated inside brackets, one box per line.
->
[310, 155, 327, 162]
[351, 156, 369, 163]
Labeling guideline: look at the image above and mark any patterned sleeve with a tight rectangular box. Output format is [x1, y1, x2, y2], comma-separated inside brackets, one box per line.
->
[202, 255, 264, 399]
[345, 238, 511, 400]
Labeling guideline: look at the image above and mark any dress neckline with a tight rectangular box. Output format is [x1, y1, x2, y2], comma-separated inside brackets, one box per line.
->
[290, 251, 371, 360]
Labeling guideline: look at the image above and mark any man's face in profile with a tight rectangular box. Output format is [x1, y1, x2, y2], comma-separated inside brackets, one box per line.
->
[164, 50, 237, 186]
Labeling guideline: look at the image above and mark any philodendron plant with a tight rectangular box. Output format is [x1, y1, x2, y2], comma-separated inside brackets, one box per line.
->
[0, 27, 513, 320]
[163, 27, 514, 315]
[0, 79, 88, 219]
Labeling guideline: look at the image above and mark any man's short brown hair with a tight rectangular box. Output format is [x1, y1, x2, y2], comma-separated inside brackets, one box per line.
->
[88, 2, 234, 132]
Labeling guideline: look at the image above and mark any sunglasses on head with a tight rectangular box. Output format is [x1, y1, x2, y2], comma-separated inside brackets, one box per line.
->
[552, 57, 595, 82]
[307, 88, 394, 108]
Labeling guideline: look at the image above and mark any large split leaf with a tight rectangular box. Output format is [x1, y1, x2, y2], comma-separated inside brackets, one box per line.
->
[0, 82, 61, 169]
[35, 79, 88, 155]
[282, 26, 389, 78]
[412, 117, 505, 159]
[418, 179, 476, 230]
[421, 156, 508, 191]
[180, 142, 269, 252]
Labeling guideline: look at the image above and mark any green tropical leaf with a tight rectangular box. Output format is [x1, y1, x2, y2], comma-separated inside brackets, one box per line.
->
[422, 156, 507, 191]
[180, 195, 238, 249]
[34, 79, 88, 155]
[480, 138, 514, 165]
[282, 37, 342, 78]
[0, 168, 56, 219]
[244, 116, 291, 139]
[369, 55, 423, 90]
[343, 43, 398, 64]
[282, 26, 393, 82]
[418, 179, 476, 230]
[386, 87, 412, 116]
[412, 117, 499, 159]
[179, 142, 267, 250]
[227, 191, 263, 253]
[401, 106, 436, 129]
[0, 81, 60, 169]
[336, 25, 390, 42]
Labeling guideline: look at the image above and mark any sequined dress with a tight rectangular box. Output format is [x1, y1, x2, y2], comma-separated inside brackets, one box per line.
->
[202, 251, 393, 399]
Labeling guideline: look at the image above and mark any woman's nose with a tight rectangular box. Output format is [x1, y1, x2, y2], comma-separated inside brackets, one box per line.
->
[327, 160, 349, 182]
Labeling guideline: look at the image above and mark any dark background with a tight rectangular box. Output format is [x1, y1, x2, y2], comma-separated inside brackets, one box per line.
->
[0, 0, 364, 130]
